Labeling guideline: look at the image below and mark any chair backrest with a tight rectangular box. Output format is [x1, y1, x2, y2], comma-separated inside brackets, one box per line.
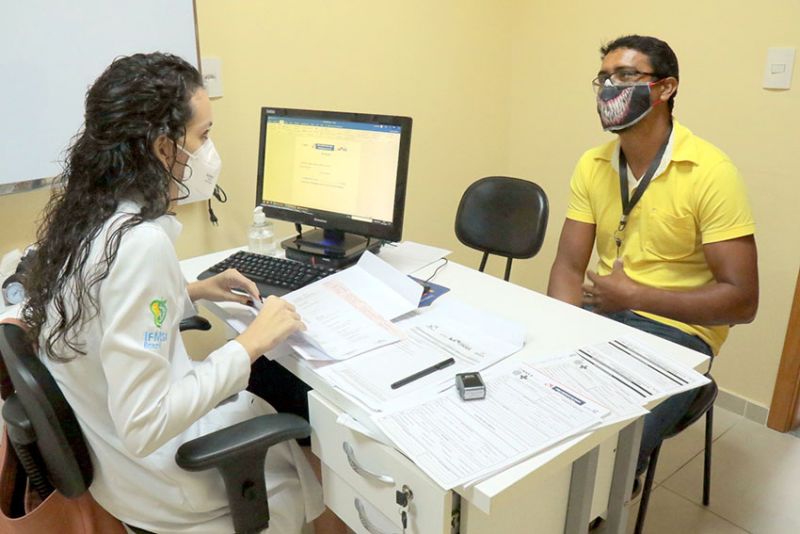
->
[0, 323, 92, 498]
[455, 176, 549, 259]
[455, 176, 549, 280]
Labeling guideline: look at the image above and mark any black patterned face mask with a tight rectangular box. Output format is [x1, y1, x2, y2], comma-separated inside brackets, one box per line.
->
[596, 81, 657, 131]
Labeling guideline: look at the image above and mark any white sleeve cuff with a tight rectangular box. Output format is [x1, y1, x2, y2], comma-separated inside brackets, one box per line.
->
[206, 339, 252, 396]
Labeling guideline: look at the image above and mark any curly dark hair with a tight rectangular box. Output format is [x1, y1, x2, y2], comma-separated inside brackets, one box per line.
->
[22, 52, 203, 360]
[601, 35, 680, 112]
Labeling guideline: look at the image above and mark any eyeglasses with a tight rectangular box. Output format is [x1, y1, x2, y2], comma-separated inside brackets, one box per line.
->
[592, 68, 659, 89]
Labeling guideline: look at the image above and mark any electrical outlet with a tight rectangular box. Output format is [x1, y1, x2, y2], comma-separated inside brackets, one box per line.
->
[201, 57, 224, 98]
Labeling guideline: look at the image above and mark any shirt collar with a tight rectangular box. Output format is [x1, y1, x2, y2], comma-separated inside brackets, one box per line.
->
[611, 126, 675, 183]
[157, 214, 184, 244]
[116, 200, 183, 244]
[595, 119, 699, 168]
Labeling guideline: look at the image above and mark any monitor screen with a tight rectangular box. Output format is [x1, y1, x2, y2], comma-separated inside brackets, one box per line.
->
[256, 107, 412, 243]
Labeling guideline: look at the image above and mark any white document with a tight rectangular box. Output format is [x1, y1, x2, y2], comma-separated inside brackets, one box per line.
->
[580, 338, 708, 401]
[218, 305, 254, 335]
[533, 350, 649, 421]
[335, 413, 390, 444]
[317, 299, 525, 410]
[373, 361, 605, 490]
[284, 251, 424, 361]
[377, 241, 451, 275]
[533, 337, 708, 420]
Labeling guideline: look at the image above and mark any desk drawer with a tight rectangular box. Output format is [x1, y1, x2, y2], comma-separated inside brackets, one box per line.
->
[309, 392, 451, 534]
[323, 466, 402, 534]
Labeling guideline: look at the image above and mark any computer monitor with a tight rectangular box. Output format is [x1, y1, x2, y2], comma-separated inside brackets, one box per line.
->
[255, 107, 413, 267]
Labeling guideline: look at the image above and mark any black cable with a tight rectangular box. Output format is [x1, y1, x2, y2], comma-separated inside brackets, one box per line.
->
[207, 199, 218, 226]
[206, 185, 228, 226]
[424, 258, 449, 284]
[213, 185, 228, 203]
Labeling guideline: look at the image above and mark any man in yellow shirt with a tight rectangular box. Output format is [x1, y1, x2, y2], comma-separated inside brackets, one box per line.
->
[547, 35, 758, 479]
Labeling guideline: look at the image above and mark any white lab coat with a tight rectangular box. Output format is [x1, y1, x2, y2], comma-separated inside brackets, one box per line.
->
[42, 201, 323, 533]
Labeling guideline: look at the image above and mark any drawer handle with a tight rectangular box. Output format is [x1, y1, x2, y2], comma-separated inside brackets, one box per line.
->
[343, 441, 395, 485]
[354, 497, 400, 534]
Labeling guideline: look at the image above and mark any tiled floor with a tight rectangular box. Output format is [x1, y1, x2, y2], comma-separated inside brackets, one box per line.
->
[621, 407, 800, 534]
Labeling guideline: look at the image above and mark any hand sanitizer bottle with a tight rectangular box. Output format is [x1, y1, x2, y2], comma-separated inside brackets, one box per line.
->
[248, 207, 275, 255]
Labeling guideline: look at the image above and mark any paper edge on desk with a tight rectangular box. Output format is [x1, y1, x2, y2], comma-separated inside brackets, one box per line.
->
[376, 241, 451, 275]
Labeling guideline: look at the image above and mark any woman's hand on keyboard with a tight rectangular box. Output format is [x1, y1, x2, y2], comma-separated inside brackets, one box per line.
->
[236, 296, 307, 362]
[187, 268, 260, 305]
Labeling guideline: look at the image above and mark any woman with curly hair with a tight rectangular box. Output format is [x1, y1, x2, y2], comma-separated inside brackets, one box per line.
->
[22, 52, 339, 533]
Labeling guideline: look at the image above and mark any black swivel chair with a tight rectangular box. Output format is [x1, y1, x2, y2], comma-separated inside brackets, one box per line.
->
[634, 376, 718, 534]
[0, 319, 311, 534]
[455, 176, 549, 281]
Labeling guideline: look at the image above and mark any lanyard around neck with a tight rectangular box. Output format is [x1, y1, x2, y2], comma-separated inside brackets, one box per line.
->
[614, 125, 673, 253]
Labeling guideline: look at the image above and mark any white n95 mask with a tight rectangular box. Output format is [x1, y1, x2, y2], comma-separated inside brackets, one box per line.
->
[177, 139, 222, 205]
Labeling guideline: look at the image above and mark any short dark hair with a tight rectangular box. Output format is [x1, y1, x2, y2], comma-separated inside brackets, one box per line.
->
[601, 35, 679, 111]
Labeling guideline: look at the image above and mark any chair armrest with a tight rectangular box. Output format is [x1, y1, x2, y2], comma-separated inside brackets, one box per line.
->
[175, 413, 309, 471]
[174, 413, 310, 533]
[178, 315, 212, 332]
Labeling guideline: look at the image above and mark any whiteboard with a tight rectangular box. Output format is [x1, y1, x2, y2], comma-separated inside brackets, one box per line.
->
[0, 0, 198, 190]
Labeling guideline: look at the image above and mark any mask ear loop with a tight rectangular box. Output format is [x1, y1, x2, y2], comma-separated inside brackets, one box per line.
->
[165, 128, 192, 206]
[170, 153, 191, 204]
[648, 79, 668, 107]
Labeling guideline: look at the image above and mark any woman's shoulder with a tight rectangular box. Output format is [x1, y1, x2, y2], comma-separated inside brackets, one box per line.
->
[110, 216, 168, 243]
[100, 213, 178, 266]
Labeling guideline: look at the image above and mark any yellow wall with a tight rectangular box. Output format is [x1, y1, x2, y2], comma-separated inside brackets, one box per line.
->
[187, 0, 513, 267]
[1, 0, 797, 408]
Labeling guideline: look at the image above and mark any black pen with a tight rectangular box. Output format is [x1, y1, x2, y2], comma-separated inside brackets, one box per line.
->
[390, 357, 456, 390]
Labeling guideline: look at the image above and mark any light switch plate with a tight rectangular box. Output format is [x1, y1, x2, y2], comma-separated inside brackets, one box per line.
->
[763, 47, 795, 90]
[201, 57, 224, 98]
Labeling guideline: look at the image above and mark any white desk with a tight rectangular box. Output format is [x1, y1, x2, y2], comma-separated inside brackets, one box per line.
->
[180, 248, 709, 534]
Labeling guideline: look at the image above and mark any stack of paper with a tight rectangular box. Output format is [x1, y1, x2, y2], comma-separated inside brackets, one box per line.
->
[283, 252, 423, 360]
[373, 360, 606, 489]
[531, 337, 710, 423]
[317, 299, 526, 411]
[370, 336, 710, 490]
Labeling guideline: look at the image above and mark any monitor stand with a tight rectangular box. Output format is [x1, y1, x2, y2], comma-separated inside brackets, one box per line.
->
[281, 228, 381, 269]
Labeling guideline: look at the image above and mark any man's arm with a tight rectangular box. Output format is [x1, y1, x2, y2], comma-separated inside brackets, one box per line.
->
[547, 219, 596, 306]
[584, 235, 758, 325]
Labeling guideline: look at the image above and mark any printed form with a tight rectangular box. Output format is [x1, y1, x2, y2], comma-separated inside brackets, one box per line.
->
[283, 251, 423, 361]
[373, 361, 605, 490]
[317, 299, 525, 411]
[532, 337, 709, 421]
[213, 252, 424, 361]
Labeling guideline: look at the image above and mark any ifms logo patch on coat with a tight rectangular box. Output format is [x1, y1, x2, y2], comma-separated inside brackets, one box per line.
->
[144, 298, 169, 350]
[150, 299, 168, 328]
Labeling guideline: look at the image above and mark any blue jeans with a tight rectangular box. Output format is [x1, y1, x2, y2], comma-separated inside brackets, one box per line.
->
[600, 310, 713, 475]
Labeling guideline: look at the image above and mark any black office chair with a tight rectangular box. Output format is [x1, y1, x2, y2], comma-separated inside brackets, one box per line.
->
[0, 318, 311, 534]
[634, 376, 718, 534]
[455, 176, 549, 281]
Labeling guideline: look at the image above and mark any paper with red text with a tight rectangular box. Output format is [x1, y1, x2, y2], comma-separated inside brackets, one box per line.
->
[283, 252, 424, 360]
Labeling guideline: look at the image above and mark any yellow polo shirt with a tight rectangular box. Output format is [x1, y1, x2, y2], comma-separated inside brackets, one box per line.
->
[566, 120, 755, 354]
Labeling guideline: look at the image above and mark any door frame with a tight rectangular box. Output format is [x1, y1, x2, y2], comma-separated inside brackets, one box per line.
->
[768, 268, 800, 431]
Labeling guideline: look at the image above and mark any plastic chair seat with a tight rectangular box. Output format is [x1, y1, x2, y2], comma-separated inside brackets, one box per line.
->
[664, 378, 718, 440]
